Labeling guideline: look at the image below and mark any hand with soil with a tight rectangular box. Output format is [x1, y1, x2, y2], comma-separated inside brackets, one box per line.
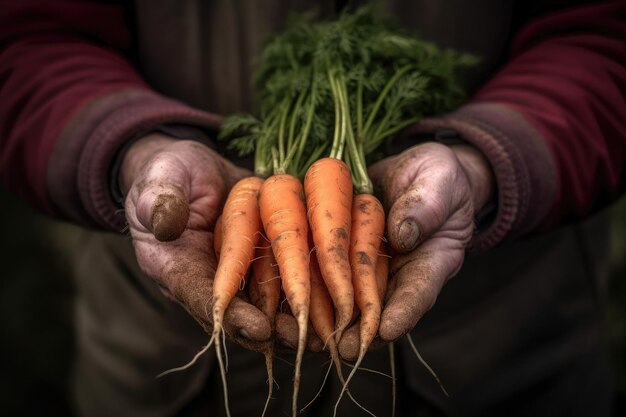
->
[120, 133, 272, 347]
[338, 142, 495, 359]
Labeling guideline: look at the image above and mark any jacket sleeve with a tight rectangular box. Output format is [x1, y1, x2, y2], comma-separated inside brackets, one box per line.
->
[0, 0, 222, 232]
[411, 0, 626, 251]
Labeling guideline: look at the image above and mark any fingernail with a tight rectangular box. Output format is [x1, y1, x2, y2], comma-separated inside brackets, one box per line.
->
[151, 194, 189, 242]
[398, 219, 419, 251]
[238, 328, 251, 339]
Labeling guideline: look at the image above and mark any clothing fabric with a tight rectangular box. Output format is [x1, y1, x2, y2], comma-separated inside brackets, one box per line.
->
[0, 0, 623, 416]
[1, 0, 625, 244]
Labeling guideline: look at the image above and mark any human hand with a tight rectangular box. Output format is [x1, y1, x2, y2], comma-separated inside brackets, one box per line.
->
[120, 133, 272, 347]
[339, 142, 495, 359]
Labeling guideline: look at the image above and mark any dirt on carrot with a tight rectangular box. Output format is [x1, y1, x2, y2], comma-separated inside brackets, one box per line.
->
[305, 158, 354, 342]
[259, 173, 311, 417]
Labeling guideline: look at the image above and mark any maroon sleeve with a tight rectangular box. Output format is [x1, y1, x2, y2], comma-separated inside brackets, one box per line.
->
[0, 1, 222, 231]
[411, 0, 626, 250]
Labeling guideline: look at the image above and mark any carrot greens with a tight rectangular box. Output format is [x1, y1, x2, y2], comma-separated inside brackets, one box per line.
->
[219, 6, 475, 190]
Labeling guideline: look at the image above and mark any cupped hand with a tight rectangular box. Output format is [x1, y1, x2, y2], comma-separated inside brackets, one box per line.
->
[339, 142, 494, 359]
[121, 133, 272, 347]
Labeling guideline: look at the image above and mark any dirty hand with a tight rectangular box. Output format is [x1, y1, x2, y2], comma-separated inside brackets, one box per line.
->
[339, 142, 495, 359]
[120, 133, 271, 346]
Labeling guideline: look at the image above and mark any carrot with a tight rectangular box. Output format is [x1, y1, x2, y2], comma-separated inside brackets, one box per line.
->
[304, 157, 354, 340]
[259, 173, 310, 417]
[248, 242, 281, 417]
[376, 243, 390, 303]
[213, 215, 223, 259]
[309, 251, 342, 369]
[248, 243, 281, 321]
[211, 176, 264, 417]
[334, 193, 385, 416]
[216, 225, 281, 417]
[305, 251, 375, 416]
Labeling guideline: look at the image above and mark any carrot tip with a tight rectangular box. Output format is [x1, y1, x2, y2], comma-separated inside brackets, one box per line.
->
[156, 335, 215, 378]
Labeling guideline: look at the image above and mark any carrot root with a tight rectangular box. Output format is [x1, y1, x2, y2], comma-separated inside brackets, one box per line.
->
[260, 349, 274, 417]
[156, 336, 215, 378]
[249, 242, 281, 417]
[406, 332, 449, 397]
[211, 176, 264, 417]
[259, 174, 311, 417]
[333, 193, 385, 416]
[305, 158, 354, 340]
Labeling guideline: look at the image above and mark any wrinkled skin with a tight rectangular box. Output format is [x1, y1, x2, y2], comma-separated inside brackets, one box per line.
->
[121, 133, 272, 348]
[337, 142, 495, 359]
[275, 142, 495, 358]
[122, 134, 494, 357]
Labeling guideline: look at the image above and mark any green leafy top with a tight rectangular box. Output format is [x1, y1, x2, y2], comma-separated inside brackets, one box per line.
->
[218, 5, 477, 193]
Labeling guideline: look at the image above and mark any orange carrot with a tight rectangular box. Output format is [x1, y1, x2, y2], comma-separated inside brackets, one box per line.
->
[350, 194, 384, 346]
[213, 215, 223, 259]
[211, 176, 264, 417]
[309, 251, 341, 364]
[248, 242, 281, 417]
[305, 251, 374, 416]
[249, 243, 281, 320]
[212, 176, 263, 331]
[334, 193, 385, 416]
[304, 157, 354, 340]
[376, 243, 390, 303]
[259, 173, 310, 417]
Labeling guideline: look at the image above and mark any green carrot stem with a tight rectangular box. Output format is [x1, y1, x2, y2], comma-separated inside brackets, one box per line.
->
[356, 78, 363, 141]
[336, 75, 372, 194]
[254, 112, 280, 177]
[361, 64, 412, 139]
[328, 71, 345, 160]
[287, 91, 306, 151]
[368, 103, 397, 146]
[277, 100, 289, 166]
[280, 134, 302, 175]
[364, 116, 422, 154]
[295, 68, 318, 166]
[298, 143, 329, 179]
[271, 147, 282, 174]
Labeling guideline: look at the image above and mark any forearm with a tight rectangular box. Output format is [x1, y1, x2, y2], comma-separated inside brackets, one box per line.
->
[409, 0, 626, 249]
[0, 1, 223, 232]
[475, 0, 626, 226]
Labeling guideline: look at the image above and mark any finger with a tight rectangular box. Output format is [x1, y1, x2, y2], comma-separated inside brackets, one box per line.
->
[379, 238, 464, 342]
[337, 322, 360, 360]
[275, 313, 324, 352]
[224, 297, 273, 348]
[337, 321, 388, 361]
[174, 260, 271, 342]
[385, 169, 452, 253]
[136, 238, 272, 343]
[132, 155, 192, 241]
[371, 144, 464, 253]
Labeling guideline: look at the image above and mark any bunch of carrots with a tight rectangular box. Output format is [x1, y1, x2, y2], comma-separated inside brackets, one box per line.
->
[213, 156, 385, 417]
[164, 6, 474, 417]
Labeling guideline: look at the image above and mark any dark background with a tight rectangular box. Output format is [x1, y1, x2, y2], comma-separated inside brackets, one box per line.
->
[0, 185, 624, 416]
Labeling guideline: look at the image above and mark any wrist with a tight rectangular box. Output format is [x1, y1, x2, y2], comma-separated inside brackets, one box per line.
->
[451, 144, 496, 212]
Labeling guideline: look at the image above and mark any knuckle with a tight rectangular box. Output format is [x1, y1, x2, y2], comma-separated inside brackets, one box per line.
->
[422, 194, 448, 226]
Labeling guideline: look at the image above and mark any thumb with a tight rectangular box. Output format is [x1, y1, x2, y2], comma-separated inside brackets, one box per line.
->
[386, 173, 451, 253]
[369, 143, 465, 254]
[131, 154, 191, 242]
[135, 183, 190, 242]
[121, 136, 193, 242]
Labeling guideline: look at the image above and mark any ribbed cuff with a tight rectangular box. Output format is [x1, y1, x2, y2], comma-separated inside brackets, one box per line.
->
[47, 89, 223, 232]
[405, 102, 557, 251]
